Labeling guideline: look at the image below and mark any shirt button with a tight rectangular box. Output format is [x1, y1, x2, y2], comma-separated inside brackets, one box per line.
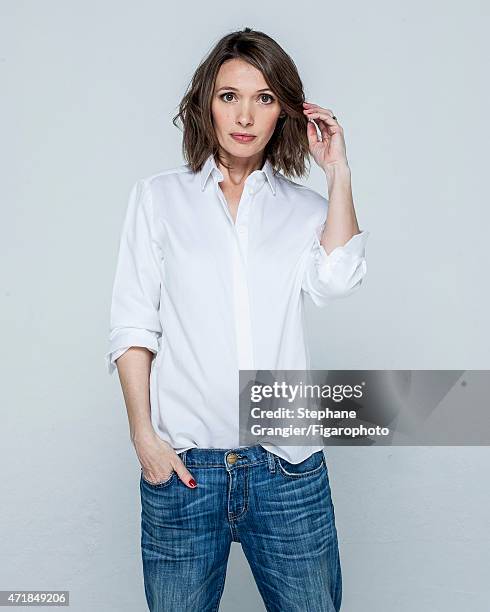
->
[248, 188, 254, 195]
[238, 226, 247, 235]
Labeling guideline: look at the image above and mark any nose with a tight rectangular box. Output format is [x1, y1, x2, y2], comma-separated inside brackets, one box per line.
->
[236, 104, 254, 127]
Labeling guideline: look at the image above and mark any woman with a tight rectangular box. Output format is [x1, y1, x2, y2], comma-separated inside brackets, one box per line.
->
[106, 27, 368, 612]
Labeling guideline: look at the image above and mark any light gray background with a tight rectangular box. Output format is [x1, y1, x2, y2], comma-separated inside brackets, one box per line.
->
[1, 1, 489, 610]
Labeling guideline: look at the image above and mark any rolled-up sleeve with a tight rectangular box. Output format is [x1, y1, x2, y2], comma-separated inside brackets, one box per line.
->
[302, 222, 369, 308]
[104, 179, 163, 375]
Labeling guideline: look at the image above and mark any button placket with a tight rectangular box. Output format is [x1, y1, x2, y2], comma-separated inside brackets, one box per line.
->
[214, 178, 255, 370]
[232, 239, 254, 369]
[234, 190, 253, 369]
[235, 199, 250, 266]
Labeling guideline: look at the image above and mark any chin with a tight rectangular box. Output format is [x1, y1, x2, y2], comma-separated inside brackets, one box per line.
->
[224, 145, 259, 157]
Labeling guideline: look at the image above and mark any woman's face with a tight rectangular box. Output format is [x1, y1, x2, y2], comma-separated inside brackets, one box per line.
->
[211, 58, 283, 160]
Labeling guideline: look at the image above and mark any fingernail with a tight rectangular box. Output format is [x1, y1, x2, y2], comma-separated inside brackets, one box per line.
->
[189, 479, 197, 487]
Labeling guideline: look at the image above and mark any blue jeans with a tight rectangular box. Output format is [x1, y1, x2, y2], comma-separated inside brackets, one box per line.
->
[140, 445, 342, 611]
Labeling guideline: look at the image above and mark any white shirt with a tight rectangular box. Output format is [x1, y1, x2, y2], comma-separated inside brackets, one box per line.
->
[105, 153, 369, 464]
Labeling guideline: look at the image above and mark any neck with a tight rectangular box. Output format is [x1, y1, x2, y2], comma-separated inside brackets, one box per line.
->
[216, 150, 264, 188]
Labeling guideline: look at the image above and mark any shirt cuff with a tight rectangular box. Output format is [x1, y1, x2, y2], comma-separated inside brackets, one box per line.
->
[303, 228, 369, 306]
[315, 226, 369, 260]
[315, 228, 369, 290]
[105, 328, 159, 375]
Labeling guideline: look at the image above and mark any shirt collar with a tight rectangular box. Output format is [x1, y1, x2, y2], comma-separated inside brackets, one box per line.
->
[199, 153, 276, 196]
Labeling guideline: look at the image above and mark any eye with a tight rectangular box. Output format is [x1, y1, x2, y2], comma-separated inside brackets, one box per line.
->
[218, 92, 275, 104]
[260, 94, 275, 104]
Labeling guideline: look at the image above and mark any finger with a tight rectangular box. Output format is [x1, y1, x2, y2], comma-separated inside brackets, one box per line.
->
[318, 121, 331, 142]
[303, 105, 329, 120]
[306, 119, 320, 147]
[173, 456, 198, 488]
[303, 104, 335, 116]
[316, 115, 335, 139]
[304, 109, 338, 123]
[303, 102, 326, 109]
[305, 111, 342, 134]
[141, 466, 174, 484]
[310, 115, 330, 138]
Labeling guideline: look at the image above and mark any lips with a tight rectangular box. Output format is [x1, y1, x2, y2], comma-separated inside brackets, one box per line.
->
[231, 133, 256, 143]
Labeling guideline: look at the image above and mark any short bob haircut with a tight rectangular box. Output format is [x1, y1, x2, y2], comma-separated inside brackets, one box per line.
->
[172, 27, 312, 179]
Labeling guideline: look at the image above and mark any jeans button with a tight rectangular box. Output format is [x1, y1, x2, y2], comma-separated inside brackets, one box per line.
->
[227, 453, 238, 464]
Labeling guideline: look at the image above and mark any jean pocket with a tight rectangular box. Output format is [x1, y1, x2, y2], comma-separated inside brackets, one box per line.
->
[140, 468, 175, 488]
[276, 451, 325, 479]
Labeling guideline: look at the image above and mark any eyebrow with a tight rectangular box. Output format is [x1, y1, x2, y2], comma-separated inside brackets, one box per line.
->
[216, 86, 273, 93]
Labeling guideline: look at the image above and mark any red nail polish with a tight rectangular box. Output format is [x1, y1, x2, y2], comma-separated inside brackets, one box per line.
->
[189, 479, 197, 487]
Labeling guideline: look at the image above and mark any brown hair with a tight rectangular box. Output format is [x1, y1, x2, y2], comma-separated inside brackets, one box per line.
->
[172, 27, 311, 179]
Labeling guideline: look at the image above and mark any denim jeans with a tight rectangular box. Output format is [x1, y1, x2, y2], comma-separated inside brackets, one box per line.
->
[140, 445, 342, 611]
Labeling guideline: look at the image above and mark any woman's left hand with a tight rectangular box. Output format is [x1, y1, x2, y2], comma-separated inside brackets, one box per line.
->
[303, 101, 349, 171]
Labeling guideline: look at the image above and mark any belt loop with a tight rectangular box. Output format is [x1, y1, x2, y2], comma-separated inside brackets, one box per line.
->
[180, 450, 187, 467]
[267, 451, 276, 474]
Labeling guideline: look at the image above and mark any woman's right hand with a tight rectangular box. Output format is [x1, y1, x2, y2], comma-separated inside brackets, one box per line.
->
[133, 431, 197, 488]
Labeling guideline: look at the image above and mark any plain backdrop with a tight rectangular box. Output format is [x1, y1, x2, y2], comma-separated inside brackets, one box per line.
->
[1, 1, 489, 610]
